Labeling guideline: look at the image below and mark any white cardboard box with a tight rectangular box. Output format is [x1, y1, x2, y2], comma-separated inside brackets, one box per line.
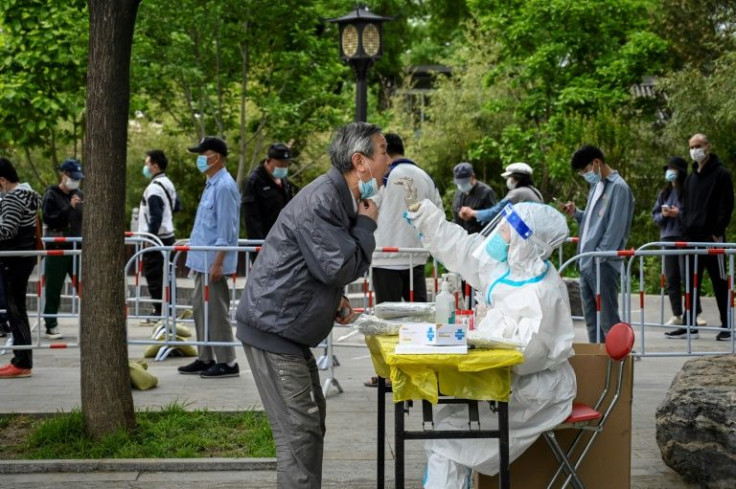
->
[398, 322, 468, 347]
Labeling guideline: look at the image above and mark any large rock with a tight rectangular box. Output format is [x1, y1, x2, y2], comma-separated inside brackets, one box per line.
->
[563, 278, 583, 317]
[656, 355, 736, 488]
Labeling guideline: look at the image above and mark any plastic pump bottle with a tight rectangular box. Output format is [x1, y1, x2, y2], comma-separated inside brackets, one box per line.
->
[435, 280, 456, 324]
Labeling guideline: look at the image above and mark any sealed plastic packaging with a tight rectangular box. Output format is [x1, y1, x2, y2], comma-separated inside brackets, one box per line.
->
[373, 301, 435, 321]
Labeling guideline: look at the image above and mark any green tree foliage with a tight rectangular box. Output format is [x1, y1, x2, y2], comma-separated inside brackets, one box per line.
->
[0, 0, 88, 183]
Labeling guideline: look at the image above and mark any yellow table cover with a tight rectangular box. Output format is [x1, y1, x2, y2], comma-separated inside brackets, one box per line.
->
[366, 335, 524, 404]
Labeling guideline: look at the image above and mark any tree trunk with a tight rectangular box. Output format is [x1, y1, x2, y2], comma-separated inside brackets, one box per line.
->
[81, 0, 141, 440]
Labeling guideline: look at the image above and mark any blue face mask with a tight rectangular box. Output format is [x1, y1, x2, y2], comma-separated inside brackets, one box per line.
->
[485, 233, 509, 263]
[582, 169, 601, 185]
[196, 154, 212, 173]
[358, 160, 378, 199]
[457, 182, 472, 193]
[665, 169, 678, 182]
[142, 165, 152, 179]
[272, 167, 288, 179]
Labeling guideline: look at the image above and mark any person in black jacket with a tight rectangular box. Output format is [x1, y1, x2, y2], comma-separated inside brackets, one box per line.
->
[41, 159, 84, 340]
[452, 162, 497, 235]
[241, 142, 299, 245]
[0, 157, 41, 379]
[668, 134, 734, 340]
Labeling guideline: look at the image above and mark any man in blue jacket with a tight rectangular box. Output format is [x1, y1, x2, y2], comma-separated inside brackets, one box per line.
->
[236, 122, 387, 488]
[561, 145, 634, 343]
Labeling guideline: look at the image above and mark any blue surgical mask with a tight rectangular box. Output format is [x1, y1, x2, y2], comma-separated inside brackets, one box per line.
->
[457, 182, 472, 193]
[582, 169, 601, 185]
[485, 233, 509, 263]
[142, 165, 152, 179]
[665, 169, 678, 182]
[358, 160, 378, 199]
[359, 177, 378, 199]
[196, 154, 212, 173]
[272, 167, 288, 179]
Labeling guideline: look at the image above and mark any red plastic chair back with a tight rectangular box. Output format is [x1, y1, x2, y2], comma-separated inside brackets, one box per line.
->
[605, 322, 635, 361]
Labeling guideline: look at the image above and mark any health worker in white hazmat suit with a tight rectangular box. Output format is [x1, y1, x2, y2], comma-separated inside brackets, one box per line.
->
[404, 199, 577, 488]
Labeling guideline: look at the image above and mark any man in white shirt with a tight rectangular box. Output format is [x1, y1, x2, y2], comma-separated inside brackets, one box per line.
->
[370, 133, 443, 303]
[139, 150, 180, 323]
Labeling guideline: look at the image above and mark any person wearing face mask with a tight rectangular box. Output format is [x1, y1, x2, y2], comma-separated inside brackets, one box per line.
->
[452, 162, 497, 235]
[653, 157, 706, 332]
[178, 136, 241, 379]
[403, 199, 575, 487]
[41, 158, 85, 340]
[138, 150, 181, 325]
[0, 158, 42, 378]
[459, 162, 544, 225]
[560, 145, 634, 343]
[235, 122, 385, 488]
[676, 133, 734, 341]
[242, 142, 299, 247]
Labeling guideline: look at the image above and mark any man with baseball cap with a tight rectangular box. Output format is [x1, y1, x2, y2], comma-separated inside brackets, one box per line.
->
[178, 136, 241, 379]
[451, 162, 497, 234]
[242, 142, 299, 244]
[41, 158, 85, 340]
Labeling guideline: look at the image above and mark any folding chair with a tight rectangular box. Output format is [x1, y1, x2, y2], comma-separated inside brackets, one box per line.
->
[542, 322, 635, 489]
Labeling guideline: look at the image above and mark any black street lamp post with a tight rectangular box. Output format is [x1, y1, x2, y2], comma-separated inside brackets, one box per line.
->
[327, 5, 393, 122]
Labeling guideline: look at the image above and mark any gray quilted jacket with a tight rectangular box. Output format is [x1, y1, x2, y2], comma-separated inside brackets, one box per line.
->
[236, 167, 376, 354]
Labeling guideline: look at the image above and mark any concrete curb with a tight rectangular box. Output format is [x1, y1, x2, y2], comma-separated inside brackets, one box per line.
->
[0, 457, 276, 474]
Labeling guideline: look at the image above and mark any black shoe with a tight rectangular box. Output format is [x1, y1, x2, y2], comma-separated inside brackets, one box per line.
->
[200, 362, 240, 379]
[716, 331, 732, 341]
[664, 328, 699, 339]
[177, 359, 215, 375]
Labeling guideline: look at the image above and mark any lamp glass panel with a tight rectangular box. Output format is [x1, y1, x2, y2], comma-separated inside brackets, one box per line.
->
[342, 24, 359, 57]
[362, 23, 380, 56]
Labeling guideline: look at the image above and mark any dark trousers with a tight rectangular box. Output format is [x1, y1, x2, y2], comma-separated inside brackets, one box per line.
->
[372, 266, 427, 304]
[684, 239, 729, 329]
[43, 254, 79, 329]
[662, 236, 701, 318]
[141, 236, 175, 315]
[1, 256, 37, 369]
[580, 262, 621, 343]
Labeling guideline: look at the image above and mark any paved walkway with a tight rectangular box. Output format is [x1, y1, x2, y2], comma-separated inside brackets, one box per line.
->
[1, 294, 727, 488]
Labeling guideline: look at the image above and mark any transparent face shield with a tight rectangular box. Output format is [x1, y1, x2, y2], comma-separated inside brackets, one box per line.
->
[471, 203, 550, 264]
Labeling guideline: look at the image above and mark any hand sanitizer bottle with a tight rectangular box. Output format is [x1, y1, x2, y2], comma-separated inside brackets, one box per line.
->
[435, 280, 456, 324]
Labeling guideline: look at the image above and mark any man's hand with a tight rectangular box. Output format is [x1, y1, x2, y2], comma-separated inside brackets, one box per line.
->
[335, 296, 357, 325]
[209, 263, 224, 283]
[560, 201, 576, 217]
[358, 198, 379, 222]
[71, 195, 83, 209]
[458, 206, 476, 221]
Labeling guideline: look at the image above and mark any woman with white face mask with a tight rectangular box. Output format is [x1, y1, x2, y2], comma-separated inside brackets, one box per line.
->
[40, 158, 85, 340]
[459, 162, 544, 225]
[404, 199, 576, 487]
[653, 157, 705, 333]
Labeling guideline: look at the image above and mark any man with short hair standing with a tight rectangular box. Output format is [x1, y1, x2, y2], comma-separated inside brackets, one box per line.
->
[561, 145, 634, 343]
[452, 162, 496, 234]
[242, 142, 299, 241]
[41, 158, 85, 340]
[236, 122, 385, 488]
[178, 137, 240, 378]
[371, 132, 442, 304]
[671, 134, 734, 340]
[138, 149, 180, 324]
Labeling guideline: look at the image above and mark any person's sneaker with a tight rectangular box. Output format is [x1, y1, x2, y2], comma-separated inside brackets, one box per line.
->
[45, 327, 63, 340]
[716, 331, 732, 341]
[664, 328, 699, 339]
[0, 364, 31, 378]
[200, 363, 240, 379]
[177, 359, 215, 375]
[664, 316, 683, 326]
[696, 316, 707, 326]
